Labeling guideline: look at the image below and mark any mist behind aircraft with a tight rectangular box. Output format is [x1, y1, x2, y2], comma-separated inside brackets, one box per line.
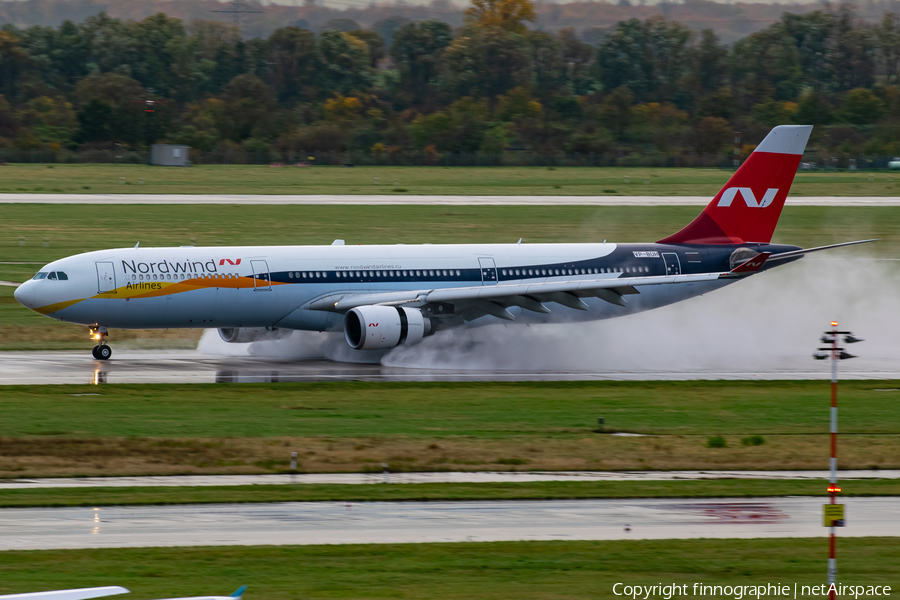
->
[198, 255, 899, 377]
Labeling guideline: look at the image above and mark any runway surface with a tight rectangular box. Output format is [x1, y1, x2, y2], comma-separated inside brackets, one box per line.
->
[3, 470, 898, 490]
[1, 497, 895, 550]
[1, 193, 900, 205]
[3, 350, 900, 384]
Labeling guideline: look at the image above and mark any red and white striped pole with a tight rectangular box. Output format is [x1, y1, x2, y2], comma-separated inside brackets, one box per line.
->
[815, 321, 860, 596]
[828, 320, 839, 598]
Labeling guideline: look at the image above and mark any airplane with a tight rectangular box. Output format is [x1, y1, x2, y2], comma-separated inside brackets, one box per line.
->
[0, 587, 246, 600]
[14, 125, 874, 360]
[0, 588, 130, 600]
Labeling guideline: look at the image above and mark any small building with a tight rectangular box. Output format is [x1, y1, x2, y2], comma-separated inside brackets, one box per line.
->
[150, 144, 191, 167]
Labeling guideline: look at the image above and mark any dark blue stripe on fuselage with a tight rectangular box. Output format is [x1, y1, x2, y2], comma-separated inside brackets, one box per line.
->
[266, 243, 801, 285]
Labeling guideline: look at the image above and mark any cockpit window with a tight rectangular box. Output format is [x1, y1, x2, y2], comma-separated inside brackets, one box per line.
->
[57, 272, 68, 280]
[32, 272, 48, 280]
[48, 272, 58, 280]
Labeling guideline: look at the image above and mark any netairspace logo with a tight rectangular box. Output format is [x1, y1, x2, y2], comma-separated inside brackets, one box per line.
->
[612, 583, 892, 600]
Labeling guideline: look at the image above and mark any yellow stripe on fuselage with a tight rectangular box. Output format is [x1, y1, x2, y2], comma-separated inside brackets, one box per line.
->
[34, 298, 84, 315]
[34, 276, 258, 314]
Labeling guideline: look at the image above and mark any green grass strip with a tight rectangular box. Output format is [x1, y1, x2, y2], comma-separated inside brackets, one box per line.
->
[0, 539, 897, 599]
[2, 164, 899, 196]
[2, 380, 898, 438]
[1, 479, 898, 508]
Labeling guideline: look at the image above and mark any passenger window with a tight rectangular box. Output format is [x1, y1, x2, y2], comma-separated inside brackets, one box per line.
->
[48, 272, 58, 280]
[456, 270, 461, 276]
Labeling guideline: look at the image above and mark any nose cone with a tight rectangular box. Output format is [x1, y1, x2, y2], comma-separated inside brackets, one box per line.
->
[14, 280, 36, 309]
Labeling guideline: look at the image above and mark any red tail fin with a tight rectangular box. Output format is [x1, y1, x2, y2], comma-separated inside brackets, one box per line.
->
[659, 125, 812, 245]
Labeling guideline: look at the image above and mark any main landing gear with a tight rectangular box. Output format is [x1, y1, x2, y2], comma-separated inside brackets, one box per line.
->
[89, 326, 112, 360]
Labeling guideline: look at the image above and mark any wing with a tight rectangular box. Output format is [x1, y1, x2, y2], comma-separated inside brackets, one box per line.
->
[1, 588, 130, 600]
[308, 269, 745, 322]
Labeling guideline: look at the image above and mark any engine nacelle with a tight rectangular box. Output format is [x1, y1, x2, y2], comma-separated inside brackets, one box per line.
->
[218, 327, 292, 344]
[343, 306, 433, 350]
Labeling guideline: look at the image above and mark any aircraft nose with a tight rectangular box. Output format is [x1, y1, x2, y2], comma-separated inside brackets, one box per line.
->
[14, 280, 35, 309]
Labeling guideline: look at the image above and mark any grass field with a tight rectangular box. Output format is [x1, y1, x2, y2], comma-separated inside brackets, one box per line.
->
[2, 479, 899, 508]
[1, 381, 897, 477]
[1, 539, 897, 599]
[0, 203, 894, 350]
[1, 164, 900, 196]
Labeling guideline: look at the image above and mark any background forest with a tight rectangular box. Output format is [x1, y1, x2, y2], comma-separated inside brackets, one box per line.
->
[2, 0, 900, 164]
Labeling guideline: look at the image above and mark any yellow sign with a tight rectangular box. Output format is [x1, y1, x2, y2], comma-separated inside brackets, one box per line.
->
[823, 504, 845, 527]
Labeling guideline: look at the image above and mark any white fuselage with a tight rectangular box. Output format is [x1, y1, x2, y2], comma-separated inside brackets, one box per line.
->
[14, 242, 734, 332]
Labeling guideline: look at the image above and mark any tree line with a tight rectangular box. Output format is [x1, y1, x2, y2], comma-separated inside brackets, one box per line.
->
[1, 0, 900, 163]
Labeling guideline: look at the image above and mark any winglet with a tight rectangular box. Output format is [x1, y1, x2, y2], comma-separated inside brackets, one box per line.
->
[230, 587, 247, 599]
[726, 252, 771, 275]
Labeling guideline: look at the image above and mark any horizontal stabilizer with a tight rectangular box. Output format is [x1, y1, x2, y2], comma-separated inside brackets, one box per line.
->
[767, 239, 878, 261]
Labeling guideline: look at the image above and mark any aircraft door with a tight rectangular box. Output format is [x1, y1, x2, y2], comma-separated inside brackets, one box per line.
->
[662, 252, 682, 276]
[251, 260, 272, 291]
[96, 261, 116, 293]
[479, 257, 498, 285]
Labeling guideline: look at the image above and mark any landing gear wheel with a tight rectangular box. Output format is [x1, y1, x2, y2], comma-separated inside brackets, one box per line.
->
[89, 326, 110, 360]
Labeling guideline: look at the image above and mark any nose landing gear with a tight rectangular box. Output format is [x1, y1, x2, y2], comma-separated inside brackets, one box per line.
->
[89, 326, 112, 360]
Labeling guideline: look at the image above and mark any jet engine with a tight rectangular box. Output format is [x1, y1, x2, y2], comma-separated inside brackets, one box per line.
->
[218, 327, 292, 343]
[343, 306, 433, 350]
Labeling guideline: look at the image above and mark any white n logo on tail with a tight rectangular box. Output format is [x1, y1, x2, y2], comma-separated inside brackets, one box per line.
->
[717, 188, 779, 208]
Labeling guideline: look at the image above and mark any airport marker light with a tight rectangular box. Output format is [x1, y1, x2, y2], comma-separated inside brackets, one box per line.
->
[813, 321, 863, 600]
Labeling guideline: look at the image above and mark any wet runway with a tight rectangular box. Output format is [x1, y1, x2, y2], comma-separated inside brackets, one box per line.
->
[1, 497, 895, 550]
[1, 194, 900, 206]
[3, 470, 898, 490]
[3, 350, 900, 384]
